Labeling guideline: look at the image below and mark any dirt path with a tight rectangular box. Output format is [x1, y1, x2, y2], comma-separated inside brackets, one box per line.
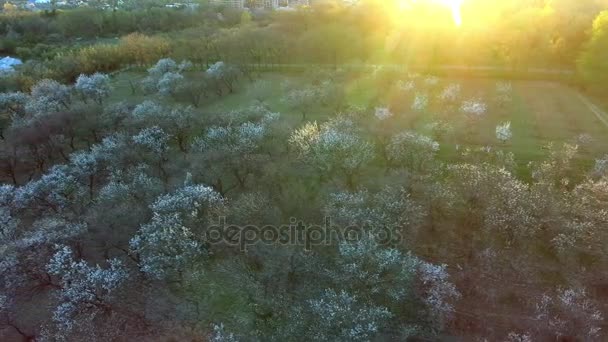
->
[578, 93, 608, 129]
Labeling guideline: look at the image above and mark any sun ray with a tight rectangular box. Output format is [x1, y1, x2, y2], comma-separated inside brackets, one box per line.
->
[447, 0, 463, 26]
[396, 0, 464, 26]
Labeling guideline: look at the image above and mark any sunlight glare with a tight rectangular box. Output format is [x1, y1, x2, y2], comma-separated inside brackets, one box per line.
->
[444, 0, 463, 27]
[398, 0, 463, 27]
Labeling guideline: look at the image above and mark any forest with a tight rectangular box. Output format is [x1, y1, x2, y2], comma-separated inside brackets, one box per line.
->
[1, 0, 608, 341]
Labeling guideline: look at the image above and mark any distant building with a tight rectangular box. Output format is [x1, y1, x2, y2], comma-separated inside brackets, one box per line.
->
[165, 2, 200, 10]
[211, 0, 245, 9]
[252, 0, 278, 9]
[211, 0, 307, 10]
[287, 0, 309, 6]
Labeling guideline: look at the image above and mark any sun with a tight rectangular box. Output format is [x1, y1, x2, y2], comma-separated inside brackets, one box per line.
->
[441, 0, 463, 26]
[396, 0, 463, 27]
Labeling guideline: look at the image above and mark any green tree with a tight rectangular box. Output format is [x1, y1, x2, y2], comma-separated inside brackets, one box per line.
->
[578, 11, 608, 90]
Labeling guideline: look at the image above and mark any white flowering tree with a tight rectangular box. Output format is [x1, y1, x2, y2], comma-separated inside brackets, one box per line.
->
[167, 105, 198, 152]
[129, 213, 203, 280]
[206, 61, 241, 95]
[529, 143, 579, 188]
[417, 261, 461, 329]
[0, 215, 88, 318]
[210, 323, 240, 342]
[131, 100, 163, 123]
[69, 150, 100, 199]
[460, 99, 487, 120]
[294, 289, 393, 342]
[438, 83, 461, 104]
[131, 102, 197, 152]
[0, 183, 91, 325]
[13, 165, 88, 215]
[411, 93, 429, 112]
[374, 107, 393, 121]
[0, 92, 28, 117]
[148, 58, 179, 76]
[150, 183, 224, 221]
[284, 88, 317, 121]
[289, 118, 374, 189]
[369, 106, 400, 163]
[324, 187, 425, 241]
[534, 288, 603, 340]
[91, 164, 164, 254]
[132, 126, 171, 183]
[496, 121, 513, 143]
[17, 218, 87, 253]
[552, 177, 608, 261]
[458, 146, 517, 171]
[592, 154, 608, 178]
[98, 165, 163, 206]
[141, 58, 192, 97]
[218, 102, 277, 125]
[397, 79, 415, 92]
[46, 245, 128, 340]
[66, 132, 138, 199]
[74, 73, 112, 105]
[130, 183, 224, 280]
[88, 133, 131, 169]
[295, 234, 459, 340]
[447, 163, 538, 244]
[157, 71, 184, 97]
[504, 332, 532, 342]
[327, 236, 419, 301]
[386, 130, 439, 171]
[192, 114, 277, 192]
[25, 79, 72, 115]
[132, 126, 171, 155]
[197, 122, 265, 155]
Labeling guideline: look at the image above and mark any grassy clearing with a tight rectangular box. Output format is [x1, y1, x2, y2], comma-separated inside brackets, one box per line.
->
[109, 71, 608, 168]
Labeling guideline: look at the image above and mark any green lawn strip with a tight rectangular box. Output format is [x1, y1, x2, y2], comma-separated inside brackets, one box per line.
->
[504, 84, 545, 177]
[108, 71, 607, 170]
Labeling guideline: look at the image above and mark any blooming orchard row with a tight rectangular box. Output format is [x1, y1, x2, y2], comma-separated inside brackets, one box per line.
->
[0, 63, 604, 341]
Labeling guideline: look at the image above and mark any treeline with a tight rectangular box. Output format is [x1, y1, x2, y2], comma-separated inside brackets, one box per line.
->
[578, 10, 608, 96]
[2, 33, 170, 91]
[0, 4, 242, 59]
[2, 0, 608, 94]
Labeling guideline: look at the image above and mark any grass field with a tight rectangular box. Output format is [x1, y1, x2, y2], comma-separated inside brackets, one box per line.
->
[110, 70, 608, 171]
